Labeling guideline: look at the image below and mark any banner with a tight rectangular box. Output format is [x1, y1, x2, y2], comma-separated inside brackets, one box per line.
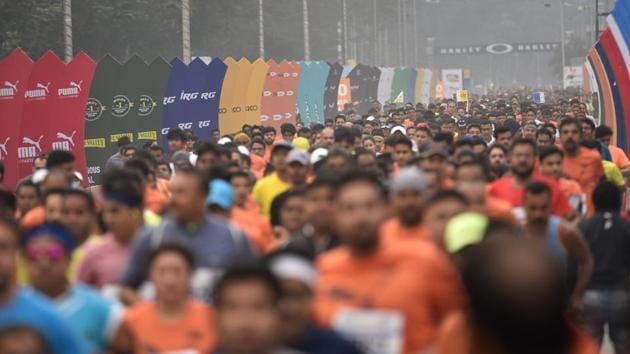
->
[296, 62, 314, 126]
[312, 61, 330, 124]
[183, 58, 226, 140]
[442, 69, 463, 99]
[161, 58, 189, 149]
[324, 62, 343, 120]
[204, 58, 227, 135]
[136, 57, 170, 143]
[218, 57, 238, 135]
[243, 59, 268, 127]
[50, 53, 96, 184]
[390, 68, 405, 104]
[109, 55, 146, 154]
[18, 51, 65, 178]
[563, 66, 584, 89]
[220, 58, 253, 134]
[0, 49, 33, 188]
[404, 68, 417, 104]
[259, 60, 300, 130]
[337, 78, 352, 112]
[348, 63, 371, 114]
[438, 42, 561, 55]
[377, 67, 394, 105]
[85, 55, 121, 185]
[366, 66, 381, 107]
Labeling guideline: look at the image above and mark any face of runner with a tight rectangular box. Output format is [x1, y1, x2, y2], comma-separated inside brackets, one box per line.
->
[540, 153, 564, 179]
[250, 142, 265, 157]
[481, 124, 493, 141]
[263, 131, 276, 145]
[560, 122, 581, 155]
[230, 175, 251, 208]
[425, 198, 468, 247]
[62, 194, 94, 244]
[509, 143, 535, 178]
[414, 129, 431, 146]
[320, 128, 335, 147]
[467, 126, 481, 137]
[44, 193, 64, 224]
[216, 279, 280, 354]
[333, 180, 386, 254]
[305, 185, 334, 231]
[393, 188, 425, 227]
[581, 122, 594, 139]
[280, 194, 307, 235]
[150, 250, 191, 306]
[25, 236, 69, 296]
[102, 199, 139, 244]
[489, 147, 506, 168]
[524, 191, 552, 226]
[168, 172, 206, 224]
[496, 132, 512, 149]
[536, 132, 552, 148]
[393, 143, 412, 167]
[16, 185, 39, 216]
[597, 134, 612, 146]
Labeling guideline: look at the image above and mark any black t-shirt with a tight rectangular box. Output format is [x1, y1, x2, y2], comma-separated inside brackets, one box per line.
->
[579, 212, 630, 290]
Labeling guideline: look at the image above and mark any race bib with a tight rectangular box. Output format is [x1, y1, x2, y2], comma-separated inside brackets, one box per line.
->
[191, 267, 222, 303]
[332, 308, 404, 354]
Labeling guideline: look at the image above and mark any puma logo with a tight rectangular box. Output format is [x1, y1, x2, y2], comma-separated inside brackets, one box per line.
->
[22, 135, 43, 152]
[56, 131, 76, 147]
[0, 137, 9, 156]
[70, 81, 82, 92]
[36, 82, 50, 94]
[4, 81, 18, 92]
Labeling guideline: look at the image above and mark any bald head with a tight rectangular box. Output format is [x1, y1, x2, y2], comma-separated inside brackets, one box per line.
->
[321, 128, 335, 147]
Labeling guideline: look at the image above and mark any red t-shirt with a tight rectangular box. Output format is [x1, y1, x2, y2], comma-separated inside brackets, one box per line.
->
[488, 174, 571, 217]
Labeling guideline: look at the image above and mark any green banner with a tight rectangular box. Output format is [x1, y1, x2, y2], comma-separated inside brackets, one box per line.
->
[84, 55, 121, 185]
[136, 57, 170, 143]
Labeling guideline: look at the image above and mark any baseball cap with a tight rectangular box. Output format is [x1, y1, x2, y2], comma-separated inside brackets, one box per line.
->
[217, 137, 232, 145]
[444, 212, 488, 254]
[272, 141, 293, 153]
[421, 145, 449, 159]
[269, 253, 317, 287]
[390, 125, 407, 136]
[292, 137, 310, 152]
[206, 179, 234, 210]
[390, 167, 427, 194]
[286, 149, 310, 166]
[310, 148, 328, 165]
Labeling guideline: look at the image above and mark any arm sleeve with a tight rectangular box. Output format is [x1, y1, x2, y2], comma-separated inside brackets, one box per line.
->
[119, 229, 153, 289]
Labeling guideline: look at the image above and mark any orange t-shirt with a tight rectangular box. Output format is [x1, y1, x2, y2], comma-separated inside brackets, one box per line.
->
[488, 174, 571, 217]
[609, 145, 630, 170]
[250, 153, 266, 180]
[485, 197, 517, 224]
[231, 205, 275, 253]
[562, 147, 605, 216]
[313, 240, 465, 354]
[380, 217, 428, 245]
[435, 312, 599, 354]
[124, 299, 216, 354]
[20, 205, 45, 231]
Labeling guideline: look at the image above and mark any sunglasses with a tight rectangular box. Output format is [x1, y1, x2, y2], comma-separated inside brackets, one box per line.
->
[26, 243, 66, 262]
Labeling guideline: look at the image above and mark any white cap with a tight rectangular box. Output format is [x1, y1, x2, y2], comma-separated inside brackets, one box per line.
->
[32, 169, 49, 185]
[310, 147, 329, 165]
[390, 125, 407, 136]
[237, 145, 250, 156]
[217, 137, 232, 145]
[270, 254, 318, 287]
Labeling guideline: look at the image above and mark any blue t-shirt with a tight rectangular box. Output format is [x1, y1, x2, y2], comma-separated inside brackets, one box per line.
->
[0, 287, 89, 354]
[46, 284, 121, 353]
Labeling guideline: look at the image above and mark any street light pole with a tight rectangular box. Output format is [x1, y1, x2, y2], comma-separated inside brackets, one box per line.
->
[560, 0, 566, 71]
[63, 0, 73, 63]
[303, 0, 310, 61]
[343, 0, 348, 62]
[181, 0, 191, 64]
[259, 0, 265, 59]
[397, 0, 403, 66]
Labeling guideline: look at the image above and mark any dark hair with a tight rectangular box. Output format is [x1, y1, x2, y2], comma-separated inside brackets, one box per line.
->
[426, 189, 469, 207]
[250, 137, 266, 149]
[45, 150, 75, 170]
[0, 187, 16, 216]
[134, 150, 158, 170]
[334, 127, 354, 145]
[157, 161, 172, 174]
[280, 123, 297, 135]
[117, 136, 131, 148]
[538, 146, 563, 162]
[230, 170, 254, 186]
[270, 188, 307, 227]
[167, 128, 186, 142]
[524, 181, 551, 199]
[64, 189, 95, 211]
[393, 135, 413, 149]
[149, 144, 164, 153]
[148, 242, 195, 271]
[101, 168, 144, 209]
[457, 159, 491, 182]
[580, 117, 595, 131]
[510, 138, 536, 154]
[213, 261, 283, 307]
[122, 145, 137, 155]
[595, 125, 613, 139]
[124, 158, 150, 178]
[494, 126, 512, 139]
[488, 144, 508, 156]
[558, 117, 581, 134]
[177, 167, 209, 195]
[195, 142, 221, 158]
[593, 180, 622, 212]
[16, 179, 38, 196]
[581, 139, 600, 150]
[263, 127, 276, 134]
[467, 124, 481, 132]
[333, 169, 387, 200]
[434, 132, 454, 146]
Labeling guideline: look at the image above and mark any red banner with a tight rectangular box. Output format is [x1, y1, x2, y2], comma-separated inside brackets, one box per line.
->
[18, 51, 65, 178]
[50, 53, 96, 184]
[0, 49, 34, 188]
[260, 60, 301, 133]
[260, 59, 282, 130]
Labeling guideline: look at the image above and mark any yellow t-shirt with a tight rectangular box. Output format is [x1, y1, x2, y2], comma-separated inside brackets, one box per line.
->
[252, 172, 291, 218]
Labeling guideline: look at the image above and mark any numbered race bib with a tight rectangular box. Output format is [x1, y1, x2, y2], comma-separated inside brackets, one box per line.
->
[191, 267, 222, 303]
[332, 308, 404, 354]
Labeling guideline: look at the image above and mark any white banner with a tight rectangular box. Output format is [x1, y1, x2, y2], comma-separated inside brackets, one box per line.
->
[442, 69, 463, 99]
[563, 66, 583, 89]
[377, 67, 395, 105]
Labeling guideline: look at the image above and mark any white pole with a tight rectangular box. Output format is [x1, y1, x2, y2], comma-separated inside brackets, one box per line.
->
[303, 0, 310, 61]
[560, 0, 566, 85]
[63, 0, 73, 63]
[373, 0, 377, 65]
[413, 0, 418, 67]
[259, 0, 265, 59]
[182, 0, 191, 64]
[343, 0, 348, 62]
[397, 0, 403, 66]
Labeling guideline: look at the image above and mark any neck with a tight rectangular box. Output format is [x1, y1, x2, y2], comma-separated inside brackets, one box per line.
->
[0, 284, 16, 306]
[350, 240, 379, 258]
[513, 173, 533, 187]
[42, 280, 69, 299]
[276, 170, 289, 181]
[156, 296, 187, 319]
[181, 211, 205, 225]
[525, 221, 549, 238]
